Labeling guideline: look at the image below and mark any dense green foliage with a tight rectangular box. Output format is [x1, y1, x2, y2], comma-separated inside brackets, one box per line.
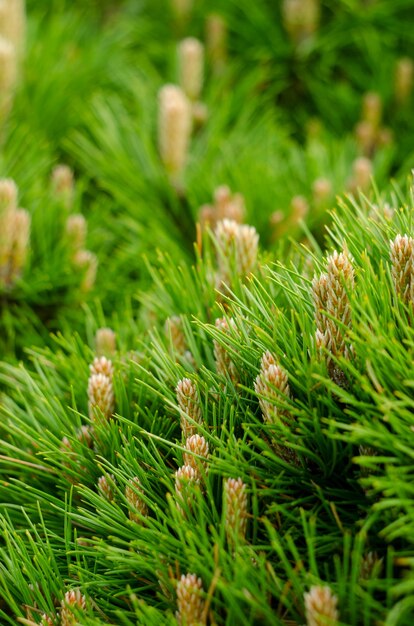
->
[0, 1, 414, 624]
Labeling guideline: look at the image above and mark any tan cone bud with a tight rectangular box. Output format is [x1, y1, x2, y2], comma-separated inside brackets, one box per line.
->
[325, 249, 354, 359]
[355, 120, 376, 155]
[291, 195, 309, 223]
[73, 249, 98, 292]
[304, 585, 339, 626]
[158, 84, 192, 181]
[8, 207, 30, 283]
[206, 13, 227, 74]
[215, 219, 259, 292]
[0, 0, 26, 55]
[178, 37, 204, 102]
[362, 92, 382, 129]
[52, 164, 74, 207]
[183, 434, 209, 473]
[66, 214, 86, 252]
[390, 234, 414, 305]
[95, 327, 116, 357]
[351, 157, 372, 193]
[176, 377, 202, 439]
[254, 351, 290, 424]
[60, 588, 87, 626]
[171, 0, 193, 22]
[0, 36, 17, 121]
[199, 186, 245, 231]
[224, 477, 248, 542]
[90, 356, 114, 378]
[0, 177, 17, 213]
[282, 0, 320, 43]
[176, 573, 205, 626]
[312, 178, 332, 206]
[165, 315, 188, 355]
[175, 464, 200, 514]
[88, 372, 115, 420]
[97, 474, 116, 502]
[395, 57, 414, 104]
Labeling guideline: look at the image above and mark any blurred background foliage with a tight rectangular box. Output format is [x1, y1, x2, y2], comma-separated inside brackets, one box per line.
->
[0, 0, 413, 355]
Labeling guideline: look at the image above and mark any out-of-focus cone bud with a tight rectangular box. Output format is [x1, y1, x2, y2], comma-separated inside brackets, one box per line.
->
[52, 164, 75, 208]
[158, 84, 192, 185]
[66, 214, 87, 253]
[362, 92, 382, 129]
[395, 57, 414, 104]
[0, 36, 17, 122]
[282, 0, 320, 45]
[178, 37, 204, 102]
[312, 177, 332, 207]
[206, 13, 227, 75]
[95, 327, 116, 357]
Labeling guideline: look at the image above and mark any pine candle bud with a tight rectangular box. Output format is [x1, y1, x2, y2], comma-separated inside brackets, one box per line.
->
[90, 356, 114, 379]
[351, 156, 373, 193]
[0, 36, 17, 120]
[176, 573, 205, 626]
[40, 614, 55, 626]
[8, 208, 30, 283]
[254, 351, 290, 424]
[192, 101, 208, 127]
[125, 477, 148, 522]
[362, 91, 382, 128]
[359, 551, 382, 580]
[178, 38, 204, 102]
[95, 327, 116, 357]
[73, 249, 98, 292]
[355, 120, 376, 155]
[0, 0, 26, 55]
[395, 57, 414, 104]
[175, 464, 200, 514]
[97, 474, 116, 502]
[206, 13, 227, 75]
[282, 0, 320, 44]
[60, 588, 87, 626]
[214, 185, 245, 223]
[304, 585, 339, 626]
[390, 234, 414, 305]
[0, 177, 17, 213]
[224, 477, 248, 541]
[77, 424, 94, 447]
[325, 249, 354, 359]
[158, 84, 192, 182]
[377, 126, 393, 148]
[171, 0, 193, 23]
[291, 195, 309, 223]
[215, 219, 259, 289]
[213, 316, 239, 384]
[165, 315, 187, 355]
[313, 249, 354, 385]
[184, 434, 209, 473]
[176, 377, 202, 439]
[312, 178, 332, 207]
[66, 214, 86, 252]
[0, 35, 16, 86]
[215, 219, 259, 275]
[88, 372, 115, 420]
[200, 186, 245, 231]
[52, 164, 74, 208]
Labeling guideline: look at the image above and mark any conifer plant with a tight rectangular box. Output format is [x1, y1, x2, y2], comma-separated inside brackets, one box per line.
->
[1, 1, 414, 625]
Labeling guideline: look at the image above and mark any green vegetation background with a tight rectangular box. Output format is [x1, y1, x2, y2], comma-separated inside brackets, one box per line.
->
[0, 1, 414, 624]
